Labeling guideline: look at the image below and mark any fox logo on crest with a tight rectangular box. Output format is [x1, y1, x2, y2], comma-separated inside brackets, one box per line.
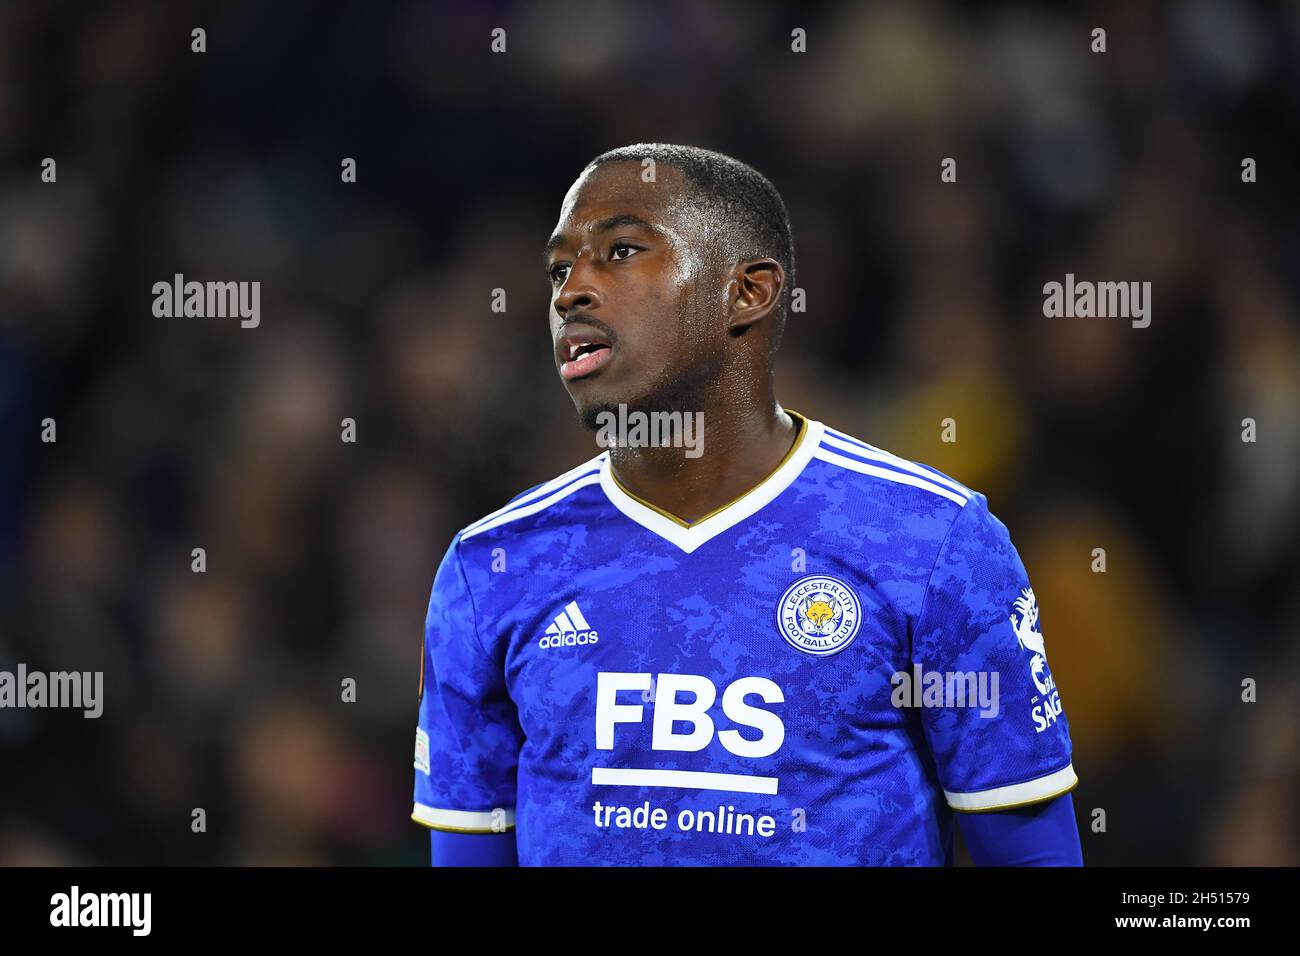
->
[804, 596, 838, 631]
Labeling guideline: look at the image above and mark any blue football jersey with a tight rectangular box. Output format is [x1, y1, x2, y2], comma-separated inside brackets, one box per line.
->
[412, 411, 1077, 865]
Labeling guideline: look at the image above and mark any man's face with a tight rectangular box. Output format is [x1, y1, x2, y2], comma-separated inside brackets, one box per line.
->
[544, 161, 726, 428]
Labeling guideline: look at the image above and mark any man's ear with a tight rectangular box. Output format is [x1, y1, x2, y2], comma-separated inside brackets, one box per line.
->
[727, 258, 784, 334]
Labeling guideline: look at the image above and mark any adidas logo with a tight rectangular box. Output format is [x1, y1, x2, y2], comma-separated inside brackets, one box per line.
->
[540, 601, 599, 649]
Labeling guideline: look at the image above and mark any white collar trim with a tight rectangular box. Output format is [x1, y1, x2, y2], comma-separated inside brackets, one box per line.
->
[598, 416, 825, 554]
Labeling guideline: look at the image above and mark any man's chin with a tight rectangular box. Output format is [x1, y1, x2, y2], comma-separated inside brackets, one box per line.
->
[568, 380, 638, 432]
[574, 395, 695, 433]
[576, 398, 618, 433]
[570, 358, 722, 433]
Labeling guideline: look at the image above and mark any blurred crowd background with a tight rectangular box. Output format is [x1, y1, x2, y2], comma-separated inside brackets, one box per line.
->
[1, 0, 1297, 865]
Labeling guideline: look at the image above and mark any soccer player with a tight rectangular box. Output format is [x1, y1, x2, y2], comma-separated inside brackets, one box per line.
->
[412, 144, 1082, 866]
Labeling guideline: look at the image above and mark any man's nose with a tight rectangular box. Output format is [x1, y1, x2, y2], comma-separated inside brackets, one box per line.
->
[553, 257, 603, 317]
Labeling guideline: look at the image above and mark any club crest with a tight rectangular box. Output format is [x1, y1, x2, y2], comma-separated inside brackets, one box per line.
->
[776, 574, 863, 656]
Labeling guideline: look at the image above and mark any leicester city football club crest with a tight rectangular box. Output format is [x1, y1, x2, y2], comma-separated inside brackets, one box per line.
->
[776, 574, 863, 656]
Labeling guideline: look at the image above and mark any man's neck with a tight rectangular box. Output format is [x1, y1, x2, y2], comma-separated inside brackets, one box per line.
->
[606, 401, 800, 525]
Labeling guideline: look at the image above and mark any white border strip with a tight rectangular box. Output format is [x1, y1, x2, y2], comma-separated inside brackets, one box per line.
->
[593, 767, 779, 795]
[461, 473, 602, 540]
[462, 454, 606, 535]
[599, 418, 825, 554]
[411, 802, 516, 832]
[820, 432, 971, 499]
[813, 448, 969, 506]
[944, 763, 1078, 812]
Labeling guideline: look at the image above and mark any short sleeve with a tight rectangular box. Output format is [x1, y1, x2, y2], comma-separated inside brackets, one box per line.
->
[911, 493, 1077, 812]
[412, 535, 523, 833]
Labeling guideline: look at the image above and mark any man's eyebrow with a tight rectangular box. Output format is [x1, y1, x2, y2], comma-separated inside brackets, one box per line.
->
[543, 213, 660, 261]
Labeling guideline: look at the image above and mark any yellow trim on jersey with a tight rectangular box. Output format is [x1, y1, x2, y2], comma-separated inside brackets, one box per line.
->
[412, 802, 516, 832]
[950, 779, 1078, 814]
[948, 775, 1079, 814]
[606, 409, 809, 528]
[409, 812, 516, 834]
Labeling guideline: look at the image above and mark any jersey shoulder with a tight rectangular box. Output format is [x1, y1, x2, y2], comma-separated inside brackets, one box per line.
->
[811, 421, 981, 514]
[455, 451, 608, 545]
[809, 421, 1018, 620]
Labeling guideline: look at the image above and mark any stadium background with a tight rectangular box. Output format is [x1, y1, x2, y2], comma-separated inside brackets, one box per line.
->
[1, 0, 1297, 865]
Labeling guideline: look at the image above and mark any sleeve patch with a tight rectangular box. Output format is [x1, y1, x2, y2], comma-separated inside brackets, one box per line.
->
[414, 727, 431, 775]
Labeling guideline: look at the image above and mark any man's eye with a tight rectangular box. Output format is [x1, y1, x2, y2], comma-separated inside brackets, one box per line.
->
[610, 242, 640, 261]
[549, 263, 571, 283]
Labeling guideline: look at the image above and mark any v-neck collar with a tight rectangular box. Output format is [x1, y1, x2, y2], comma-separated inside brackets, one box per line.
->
[598, 410, 824, 554]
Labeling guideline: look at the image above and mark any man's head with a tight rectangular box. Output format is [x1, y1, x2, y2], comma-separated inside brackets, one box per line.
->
[544, 144, 795, 430]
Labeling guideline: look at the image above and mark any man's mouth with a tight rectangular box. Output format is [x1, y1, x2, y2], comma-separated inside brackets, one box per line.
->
[560, 341, 612, 380]
[556, 321, 616, 382]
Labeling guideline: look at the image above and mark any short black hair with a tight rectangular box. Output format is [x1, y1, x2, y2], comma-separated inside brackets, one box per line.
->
[584, 143, 795, 352]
